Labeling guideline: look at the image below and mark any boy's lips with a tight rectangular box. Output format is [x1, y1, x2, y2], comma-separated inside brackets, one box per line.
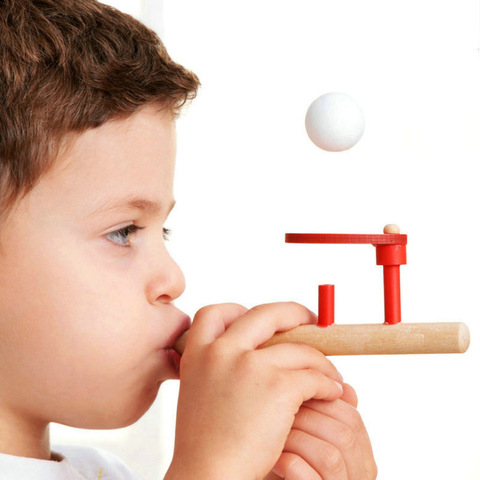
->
[156, 316, 190, 376]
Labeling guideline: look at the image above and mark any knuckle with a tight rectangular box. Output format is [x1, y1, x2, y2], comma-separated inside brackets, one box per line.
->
[336, 425, 357, 451]
[296, 406, 317, 425]
[203, 339, 229, 364]
[269, 371, 292, 397]
[247, 304, 266, 316]
[321, 445, 344, 474]
[251, 301, 306, 313]
[283, 300, 302, 308]
[281, 452, 303, 477]
[194, 303, 246, 322]
[268, 373, 304, 403]
[283, 300, 309, 314]
[349, 409, 366, 435]
[193, 304, 217, 321]
[237, 351, 259, 376]
[338, 403, 365, 435]
[235, 351, 274, 387]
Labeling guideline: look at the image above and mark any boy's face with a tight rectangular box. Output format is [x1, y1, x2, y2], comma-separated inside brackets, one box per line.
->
[0, 105, 189, 429]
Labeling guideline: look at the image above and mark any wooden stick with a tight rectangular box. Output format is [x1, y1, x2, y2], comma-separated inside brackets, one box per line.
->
[173, 322, 470, 356]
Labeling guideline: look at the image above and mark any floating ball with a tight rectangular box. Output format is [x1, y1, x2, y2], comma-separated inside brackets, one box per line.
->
[305, 92, 365, 152]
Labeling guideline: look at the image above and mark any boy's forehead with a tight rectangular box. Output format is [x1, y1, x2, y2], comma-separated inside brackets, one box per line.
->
[25, 106, 177, 219]
[69, 106, 176, 163]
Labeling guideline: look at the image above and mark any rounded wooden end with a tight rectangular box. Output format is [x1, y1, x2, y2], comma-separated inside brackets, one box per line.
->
[173, 330, 188, 355]
[457, 322, 470, 353]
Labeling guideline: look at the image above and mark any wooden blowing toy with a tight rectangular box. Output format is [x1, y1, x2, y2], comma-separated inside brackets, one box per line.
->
[174, 225, 470, 356]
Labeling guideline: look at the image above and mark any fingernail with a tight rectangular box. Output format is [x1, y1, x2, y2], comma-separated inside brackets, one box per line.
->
[335, 381, 344, 393]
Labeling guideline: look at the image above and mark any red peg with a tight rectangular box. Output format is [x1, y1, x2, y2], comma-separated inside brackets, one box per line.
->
[318, 285, 334, 327]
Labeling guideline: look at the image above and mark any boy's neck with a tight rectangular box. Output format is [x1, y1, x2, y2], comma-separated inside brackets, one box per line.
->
[0, 408, 51, 460]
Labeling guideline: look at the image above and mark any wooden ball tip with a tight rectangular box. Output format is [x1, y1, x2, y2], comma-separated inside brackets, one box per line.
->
[383, 224, 400, 234]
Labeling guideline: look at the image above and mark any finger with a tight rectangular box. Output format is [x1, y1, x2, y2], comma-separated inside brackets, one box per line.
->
[273, 452, 323, 480]
[300, 399, 367, 438]
[221, 302, 317, 350]
[340, 383, 358, 408]
[256, 343, 343, 383]
[282, 429, 348, 480]
[293, 403, 376, 479]
[186, 303, 248, 350]
[286, 369, 344, 403]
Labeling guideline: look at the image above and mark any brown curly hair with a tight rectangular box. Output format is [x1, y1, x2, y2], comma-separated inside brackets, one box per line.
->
[0, 0, 199, 216]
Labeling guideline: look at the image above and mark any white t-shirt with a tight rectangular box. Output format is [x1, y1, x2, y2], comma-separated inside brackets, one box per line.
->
[0, 444, 142, 480]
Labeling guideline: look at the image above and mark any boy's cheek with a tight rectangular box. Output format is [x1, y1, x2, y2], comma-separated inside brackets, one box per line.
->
[0, 210, 160, 385]
[1, 230, 145, 361]
[0, 265, 155, 426]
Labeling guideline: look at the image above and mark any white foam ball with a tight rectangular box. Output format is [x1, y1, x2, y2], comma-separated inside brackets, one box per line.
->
[305, 92, 365, 152]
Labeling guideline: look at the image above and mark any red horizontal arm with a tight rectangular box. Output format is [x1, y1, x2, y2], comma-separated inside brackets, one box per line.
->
[285, 233, 407, 245]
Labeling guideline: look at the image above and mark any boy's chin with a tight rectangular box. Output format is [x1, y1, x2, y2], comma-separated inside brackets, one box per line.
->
[59, 383, 162, 430]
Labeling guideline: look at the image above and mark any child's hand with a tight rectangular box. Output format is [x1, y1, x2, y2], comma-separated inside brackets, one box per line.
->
[166, 302, 345, 480]
[267, 384, 377, 480]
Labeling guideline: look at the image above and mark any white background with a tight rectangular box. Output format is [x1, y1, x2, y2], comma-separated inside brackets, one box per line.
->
[52, 1, 480, 479]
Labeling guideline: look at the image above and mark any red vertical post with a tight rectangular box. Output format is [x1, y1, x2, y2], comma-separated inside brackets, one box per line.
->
[318, 284, 335, 327]
[383, 265, 401, 324]
[376, 244, 406, 325]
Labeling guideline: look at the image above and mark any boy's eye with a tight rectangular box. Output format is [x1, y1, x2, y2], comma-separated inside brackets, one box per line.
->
[105, 224, 145, 247]
[105, 225, 172, 247]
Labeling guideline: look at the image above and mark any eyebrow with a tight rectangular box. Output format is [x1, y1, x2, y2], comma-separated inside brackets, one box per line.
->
[88, 195, 176, 219]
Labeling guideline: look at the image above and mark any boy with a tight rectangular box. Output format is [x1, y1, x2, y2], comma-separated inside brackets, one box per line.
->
[0, 1, 376, 479]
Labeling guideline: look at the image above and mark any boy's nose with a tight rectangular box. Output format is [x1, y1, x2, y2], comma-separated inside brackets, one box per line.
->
[145, 254, 186, 305]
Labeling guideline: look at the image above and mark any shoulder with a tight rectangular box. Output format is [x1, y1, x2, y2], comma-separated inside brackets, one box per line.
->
[52, 444, 142, 480]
